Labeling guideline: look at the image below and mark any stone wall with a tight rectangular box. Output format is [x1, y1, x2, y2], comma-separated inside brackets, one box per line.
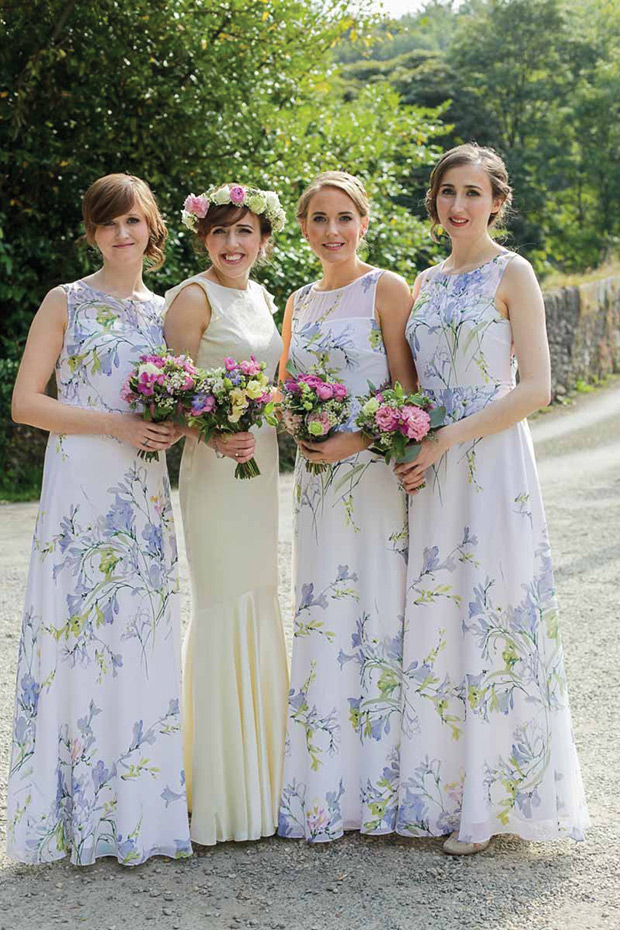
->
[544, 276, 620, 398]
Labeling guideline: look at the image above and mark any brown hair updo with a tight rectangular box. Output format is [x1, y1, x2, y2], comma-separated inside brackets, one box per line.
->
[426, 144, 513, 243]
[82, 174, 167, 271]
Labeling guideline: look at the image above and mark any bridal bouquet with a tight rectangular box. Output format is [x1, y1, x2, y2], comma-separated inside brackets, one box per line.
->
[121, 350, 198, 461]
[187, 355, 277, 479]
[355, 382, 446, 464]
[279, 372, 350, 474]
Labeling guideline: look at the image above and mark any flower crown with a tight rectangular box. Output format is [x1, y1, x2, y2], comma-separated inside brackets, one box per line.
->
[181, 184, 286, 234]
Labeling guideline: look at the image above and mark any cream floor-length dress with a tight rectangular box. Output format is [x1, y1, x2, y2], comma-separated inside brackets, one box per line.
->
[164, 275, 288, 845]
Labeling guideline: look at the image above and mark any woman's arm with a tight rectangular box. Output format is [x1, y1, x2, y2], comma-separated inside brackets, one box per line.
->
[12, 288, 174, 452]
[375, 270, 417, 393]
[277, 292, 295, 386]
[164, 283, 255, 463]
[396, 256, 551, 492]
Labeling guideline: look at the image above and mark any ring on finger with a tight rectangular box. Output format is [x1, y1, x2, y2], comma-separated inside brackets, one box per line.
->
[144, 438, 150, 448]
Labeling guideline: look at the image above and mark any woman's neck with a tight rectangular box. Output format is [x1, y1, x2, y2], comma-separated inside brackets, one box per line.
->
[88, 262, 149, 299]
[317, 256, 371, 291]
[205, 265, 250, 290]
[444, 235, 503, 273]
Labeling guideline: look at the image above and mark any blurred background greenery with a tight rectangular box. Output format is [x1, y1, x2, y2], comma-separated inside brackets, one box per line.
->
[2, 0, 619, 497]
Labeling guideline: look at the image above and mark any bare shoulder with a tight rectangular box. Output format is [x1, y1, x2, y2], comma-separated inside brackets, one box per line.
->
[376, 269, 412, 298]
[502, 252, 539, 286]
[167, 282, 210, 317]
[36, 285, 68, 327]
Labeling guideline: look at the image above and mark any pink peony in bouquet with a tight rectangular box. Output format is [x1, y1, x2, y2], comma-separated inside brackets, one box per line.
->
[355, 381, 446, 465]
[121, 350, 199, 461]
[278, 371, 350, 474]
[187, 355, 277, 479]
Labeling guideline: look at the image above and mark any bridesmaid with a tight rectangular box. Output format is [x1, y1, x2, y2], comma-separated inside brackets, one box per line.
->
[395, 144, 589, 853]
[7, 174, 191, 865]
[164, 183, 288, 845]
[277, 171, 416, 842]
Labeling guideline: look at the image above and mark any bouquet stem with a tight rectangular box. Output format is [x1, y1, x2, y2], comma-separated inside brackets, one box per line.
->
[234, 457, 261, 480]
[137, 449, 160, 462]
[305, 460, 330, 475]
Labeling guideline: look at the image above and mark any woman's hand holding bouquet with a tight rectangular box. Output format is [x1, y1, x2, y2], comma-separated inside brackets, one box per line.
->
[187, 356, 277, 479]
[355, 382, 446, 486]
[121, 350, 199, 461]
[278, 372, 351, 474]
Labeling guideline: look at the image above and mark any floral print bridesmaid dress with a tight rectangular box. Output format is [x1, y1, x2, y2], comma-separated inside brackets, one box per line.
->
[278, 270, 408, 842]
[6, 280, 191, 865]
[397, 252, 589, 843]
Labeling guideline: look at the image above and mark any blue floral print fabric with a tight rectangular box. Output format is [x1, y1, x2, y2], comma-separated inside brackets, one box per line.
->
[278, 270, 409, 842]
[6, 280, 191, 865]
[398, 253, 589, 842]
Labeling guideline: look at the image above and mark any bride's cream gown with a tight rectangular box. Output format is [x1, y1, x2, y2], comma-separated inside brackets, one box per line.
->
[165, 274, 288, 845]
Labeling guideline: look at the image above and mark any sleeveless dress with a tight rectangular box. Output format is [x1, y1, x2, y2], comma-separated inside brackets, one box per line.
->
[397, 252, 589, 843]
[278, 269, 409, 843]
[6, 280, 191, 866]
[164, 274, 288, 846]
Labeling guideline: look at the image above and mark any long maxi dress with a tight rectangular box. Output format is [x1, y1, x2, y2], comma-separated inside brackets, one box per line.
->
[278, 269, 409, 843]
[397, 252, 589, 843]
[164, 274, 288, 846]
[6, 279, 191, 866]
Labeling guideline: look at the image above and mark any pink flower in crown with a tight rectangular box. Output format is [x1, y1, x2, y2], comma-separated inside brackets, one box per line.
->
[399, 405, 431, 441]
[375, 405, 400, 432]
[240, 355, 261, 376]
[224, 357, 238, 372]
[229, 185, 246, 204]
[315, 382, 334, 401]
[332, 383, 348, 400]
[184, 194, 209, 218]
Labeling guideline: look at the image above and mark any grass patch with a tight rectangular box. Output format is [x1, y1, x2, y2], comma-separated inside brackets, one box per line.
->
[542, 257, 620, 290]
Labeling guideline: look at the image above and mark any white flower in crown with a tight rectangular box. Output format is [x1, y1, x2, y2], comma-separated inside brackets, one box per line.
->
[210, 185, 232, 205]
[181, 183, 286, 234]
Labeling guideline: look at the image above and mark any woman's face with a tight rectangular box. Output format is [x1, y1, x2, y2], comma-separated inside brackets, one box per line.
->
[94, 202, 151, 263]
[435, 163, 503, 242]
[301, 187, 368, 266]
[205, 211, 265, 283]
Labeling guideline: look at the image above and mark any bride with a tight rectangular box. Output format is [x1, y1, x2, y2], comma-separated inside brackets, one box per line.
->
[164, 183, 289, 845]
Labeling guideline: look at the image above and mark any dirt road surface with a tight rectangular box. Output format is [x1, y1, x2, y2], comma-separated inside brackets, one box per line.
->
[1, 380, 618, 930]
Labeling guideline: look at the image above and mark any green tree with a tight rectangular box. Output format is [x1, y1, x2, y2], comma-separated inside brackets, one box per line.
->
[0, 0, 443, 496]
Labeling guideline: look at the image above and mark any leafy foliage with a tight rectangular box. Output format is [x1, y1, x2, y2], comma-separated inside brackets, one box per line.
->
[0, 0, 442, 497]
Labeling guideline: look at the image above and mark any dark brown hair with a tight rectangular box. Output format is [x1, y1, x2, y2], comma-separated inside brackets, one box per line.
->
[82, 174, 167, 271]
[196, 203, 273, 261]
[426, 143, 513, 243]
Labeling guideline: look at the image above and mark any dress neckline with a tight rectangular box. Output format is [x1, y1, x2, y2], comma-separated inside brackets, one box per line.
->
[438, 250, 511, 278]
[311, 268, 378, 295]
[193, 274, 253, 294]
[78, 279, 156, 304]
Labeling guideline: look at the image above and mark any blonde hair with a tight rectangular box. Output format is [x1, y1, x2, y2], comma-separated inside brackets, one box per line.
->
[296, 171, 370, 222]
[426, 144, 513, 243]
[82, 174, 167, 271]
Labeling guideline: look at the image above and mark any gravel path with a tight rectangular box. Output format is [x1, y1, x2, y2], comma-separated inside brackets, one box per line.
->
[1, 380, 619, 930]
